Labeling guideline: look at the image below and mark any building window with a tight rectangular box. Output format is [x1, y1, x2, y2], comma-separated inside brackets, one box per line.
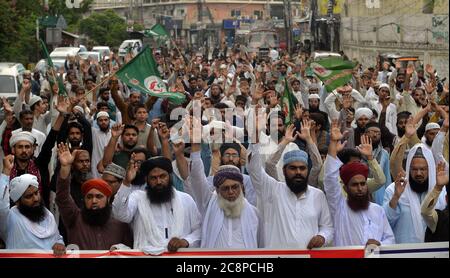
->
[231, 10, 241, 17]
[254, 10, 263, 19]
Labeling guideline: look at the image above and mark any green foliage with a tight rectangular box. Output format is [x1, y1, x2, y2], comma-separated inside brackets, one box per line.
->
[133, 23, 145, 32]
[0, 0, 92, 65]
[79, 10, 128, 47]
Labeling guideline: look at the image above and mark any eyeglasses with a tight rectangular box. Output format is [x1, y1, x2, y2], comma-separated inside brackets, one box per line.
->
[222, 154, 239, 158]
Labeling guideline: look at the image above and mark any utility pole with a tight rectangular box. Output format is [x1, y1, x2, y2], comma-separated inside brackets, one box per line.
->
[328, 0, 335, 51]
[283, 0, 293, 54]
[310, 0, 317, 52]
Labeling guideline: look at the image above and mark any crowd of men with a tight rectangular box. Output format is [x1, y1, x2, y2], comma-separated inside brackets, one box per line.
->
[0, 41, 448, 256]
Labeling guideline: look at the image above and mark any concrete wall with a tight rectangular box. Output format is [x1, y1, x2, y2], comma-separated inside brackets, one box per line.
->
[340, 0, 449, 80]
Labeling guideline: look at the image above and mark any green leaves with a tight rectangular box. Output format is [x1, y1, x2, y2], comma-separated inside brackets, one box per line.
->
[79, 9, 128, 46]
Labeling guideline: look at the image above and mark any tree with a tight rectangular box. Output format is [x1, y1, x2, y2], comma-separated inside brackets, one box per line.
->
[0, 0, 92, 65]
[79, 10, 128, 47]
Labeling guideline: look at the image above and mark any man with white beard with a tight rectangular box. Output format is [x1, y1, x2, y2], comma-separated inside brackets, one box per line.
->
[178, 140, 260, 248]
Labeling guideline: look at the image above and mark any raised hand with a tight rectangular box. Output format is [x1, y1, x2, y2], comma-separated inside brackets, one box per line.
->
[2, 97, 13, 114]
[330, 119, 344, 141]
[404, 117, 416, 138]
[435, 161, 449, 190]
[297, 119, 312, 142]
[157, 122, 170, 140]
[425, 81, 436, 94]
[111, 123, 125, 138]
[294, 104, 303, 120]
[57, 143, 75, 166]
[283, 124, 298, 143]
[356, 135, 373, 159]
[172, 140, 185, 156]
[2, 154, 14, 175]
[394, 171, 407, 198]
[56, 96, 70, 114]
[342, 94, 353, 110]
[124, 153, 139, 186]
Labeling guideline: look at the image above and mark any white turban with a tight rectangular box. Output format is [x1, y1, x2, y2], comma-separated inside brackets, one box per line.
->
[96, 111, 110, 120]
[354, 107, 373, 120]
[9, 174, 39, 202]
[73, 105, 84, 114]
[9, 131, 36, 148]
[378, 83, 390, 90]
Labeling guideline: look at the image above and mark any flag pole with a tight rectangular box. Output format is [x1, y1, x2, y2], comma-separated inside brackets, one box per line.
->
[84, 72, 116, 98]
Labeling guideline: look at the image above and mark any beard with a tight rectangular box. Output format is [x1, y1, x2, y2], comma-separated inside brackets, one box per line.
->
[409, 177, 429, 194]
[285, 172, 309, 194]
[217, 192, 245, 218]
[270, 130, 284, 142]
[347, 192, 370, 211]
[123, 142, 137, 150]
[81, 204, 111, 226]
[146, 182, 174, 204]
[18, 201, 46, 223]
[372, 139, 381, 149]
[425, 138, 433, 147]
[73, 171, 93, 185]
[309, 106, 319, 113]
[69, 139, 82, 148]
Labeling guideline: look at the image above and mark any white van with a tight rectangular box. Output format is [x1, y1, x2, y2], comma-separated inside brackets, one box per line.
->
[118, 39, 142, 57]
[0, 62, 26, 101]
[50, 47, 81, 60]
[92, 46, 111, 60]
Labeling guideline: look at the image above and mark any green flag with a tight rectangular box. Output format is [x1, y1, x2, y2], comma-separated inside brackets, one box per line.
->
[39, 39, 67, 96]
[310, 57, 356, 92]
[280, 78, 296, 126]
[115, 46, 185, 105]
[144, 24, 170, 46]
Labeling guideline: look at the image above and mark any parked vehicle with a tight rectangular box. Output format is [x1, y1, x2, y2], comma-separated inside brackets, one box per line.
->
[78, 51, 102, 62]
[0, 62, 26, 120]
[118, 39, 142, 58]
[92, 46, 111, 60]
[50, 47, 81, 60]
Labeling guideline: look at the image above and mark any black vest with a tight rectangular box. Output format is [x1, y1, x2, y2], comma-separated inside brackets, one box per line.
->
[425, 207, 449, 242]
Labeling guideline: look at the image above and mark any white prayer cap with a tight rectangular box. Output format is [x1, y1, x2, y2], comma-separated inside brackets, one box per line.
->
[9, 174, 39, 202]
[10, 131, 36, 148]
[425, 122, 440, 132]
[73, 105, 84, 114]
[378, 83, 390, 90]
[308, 94, 320, 100]
[96, 111, 110, 120]
[355, 107, 373, 120]
[29, 96, 42, 108]
[219, 64, 227, 69]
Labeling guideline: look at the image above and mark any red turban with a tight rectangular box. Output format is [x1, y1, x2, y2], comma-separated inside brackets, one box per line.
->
[339, 162, 369, 186]
[81, 179, 112, 197]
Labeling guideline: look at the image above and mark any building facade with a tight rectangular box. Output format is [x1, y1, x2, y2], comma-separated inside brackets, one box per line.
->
[91, 0, 304, 50]
[340, 0, 449, 80]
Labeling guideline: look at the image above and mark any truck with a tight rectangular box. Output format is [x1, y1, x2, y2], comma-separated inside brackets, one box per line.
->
[245, 21, 279, 60]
